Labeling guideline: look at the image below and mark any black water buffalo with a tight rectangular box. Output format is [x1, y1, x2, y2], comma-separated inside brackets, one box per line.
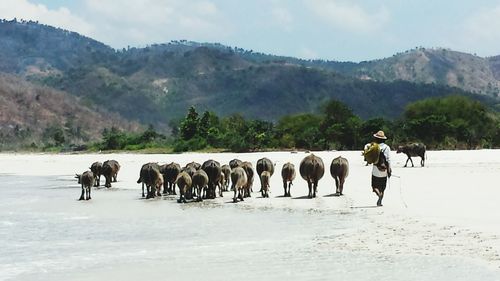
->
[201, 160, 222, 199]
[397, 143, 426, 167]
[330, 156, 349, 196]
[256, 157, 274, 197]
[231, 167, 247, 203]
[102, 160, 120, 188]
[299, 154, 325, 198]
[77, 171, 94, 200]
[281, 162, 296, 197]
[160, 162, 181, 195]
[90, 162, 102, 187]
[185, 161, 201, 170]
[137, 162, 162, 198]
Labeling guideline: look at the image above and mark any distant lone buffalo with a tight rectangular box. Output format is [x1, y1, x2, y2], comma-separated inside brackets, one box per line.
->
[77, 171, 94, 201]
[281, 162, 296, 197]
[231, 167, 247, 203]
[102, 160, 120, 188]
[256, 157, 274, 197]
[201, 160, 222, 199]
[90, 162, 102, 187]
[160, 162, 181, 195]
[137, 162, 162, 198]
[330, 156, 349, 196]
[299, 154, 325, 198]
[397, 143, 426, 167]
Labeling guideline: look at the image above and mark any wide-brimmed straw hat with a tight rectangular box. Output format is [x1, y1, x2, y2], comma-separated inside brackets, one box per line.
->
[373, 130, 387, 140]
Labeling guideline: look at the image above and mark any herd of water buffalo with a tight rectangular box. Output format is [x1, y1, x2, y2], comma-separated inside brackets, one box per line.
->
[75, 143, 426, 202]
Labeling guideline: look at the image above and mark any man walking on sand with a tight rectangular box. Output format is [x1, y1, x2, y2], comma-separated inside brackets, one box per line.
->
[372, 130, 391, 206]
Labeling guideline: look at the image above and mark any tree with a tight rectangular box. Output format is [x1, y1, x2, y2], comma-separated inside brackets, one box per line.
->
[179, 106, 199, 140]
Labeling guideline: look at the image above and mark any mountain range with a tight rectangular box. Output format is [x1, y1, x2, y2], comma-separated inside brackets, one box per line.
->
[0, 19, 499, 141]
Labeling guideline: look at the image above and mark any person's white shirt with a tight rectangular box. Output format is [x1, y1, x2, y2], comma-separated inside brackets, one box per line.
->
[372, 143, 391, 177]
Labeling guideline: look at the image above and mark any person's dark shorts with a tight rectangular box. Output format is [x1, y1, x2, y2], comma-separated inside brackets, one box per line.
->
[372, 175, 387, 192]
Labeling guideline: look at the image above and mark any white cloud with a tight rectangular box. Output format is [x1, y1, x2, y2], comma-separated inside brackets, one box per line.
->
[305, 0, 389, 32]
[81, 0, 229, 47]
[452, 5, 500, 56]
[0, 0, 93, 35]
[271, 7, 293, 31]
[299, 47, 319, 60]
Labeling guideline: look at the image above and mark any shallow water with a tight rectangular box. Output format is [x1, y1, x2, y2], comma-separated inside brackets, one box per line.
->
[1, 174, 499, 281]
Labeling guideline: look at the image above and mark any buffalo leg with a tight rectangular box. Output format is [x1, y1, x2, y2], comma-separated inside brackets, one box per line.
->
[334, 177, 340, 196]
[79, 184, 85, 201]
[87, 187, 91, 200]
[308, 181, 312, 198]
[313, 181, 317, 198]
[288, 182, 292, 197]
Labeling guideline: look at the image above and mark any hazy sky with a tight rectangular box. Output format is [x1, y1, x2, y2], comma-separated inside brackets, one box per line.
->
[1, 0, 500, 61]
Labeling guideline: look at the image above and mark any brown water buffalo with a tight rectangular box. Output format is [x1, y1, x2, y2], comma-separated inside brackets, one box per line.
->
[281, 162, 296, 197]
[299, 154, 325, 198]
[231, 167, 247, 203]
[90, 162, 102, 187]
[192, 169, 209, 201]
[221, 164, 231, 191]
[256, 157, 274, 196]
[397, 143, 426, 167]
[260, 171, 271, 198]
[201, 160, 222, 199]
[160, 162, 181, 195]
[176, 171, 192, 203]
[77, 171, 94, 200]
[137, 162, 162, 198]
[229, 159, 243, 169]
[102, 160, 120, 188]
[241, 161, 254, 198]
[330, 156, 349, 196]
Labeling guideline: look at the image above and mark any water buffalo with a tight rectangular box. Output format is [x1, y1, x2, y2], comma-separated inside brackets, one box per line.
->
[241, 161, 254, 198]
[397, 143, 426, 167]
[90, 162, 102, 187]
[185, 161, 201, 170]
[330, 156, 349, 196]
[160, 162, 181, 195]
[281, 162, 296, 197]
[231, 167, 247, 203]
[137, 162, 162, 198]
[260, 171, 271, 198]
[256, 157, 274, 195]
[77, 171, 94, 200]
[221, 164, 231, 191]
[201, 160, 222, 199]
[102, 160, 120, 188]
[299, 154, 325, 198]
[229, 159, 243, 169]
[192, 169, 209, 201]
[176, 171, 192, 203]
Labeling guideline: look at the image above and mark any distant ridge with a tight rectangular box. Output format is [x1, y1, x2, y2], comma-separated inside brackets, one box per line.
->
[0, 19, 498, 130]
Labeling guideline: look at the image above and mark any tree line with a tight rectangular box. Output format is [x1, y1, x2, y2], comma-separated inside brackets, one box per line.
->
[93, 95, 499, 152]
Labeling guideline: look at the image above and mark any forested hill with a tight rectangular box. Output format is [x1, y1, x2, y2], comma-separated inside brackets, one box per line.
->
[0, 19, 498, 129]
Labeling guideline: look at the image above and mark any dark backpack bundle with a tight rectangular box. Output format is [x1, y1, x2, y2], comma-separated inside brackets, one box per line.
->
[376, 148, 388, 171]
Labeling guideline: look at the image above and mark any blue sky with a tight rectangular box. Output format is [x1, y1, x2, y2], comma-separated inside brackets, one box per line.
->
[1, 0, 500, 62]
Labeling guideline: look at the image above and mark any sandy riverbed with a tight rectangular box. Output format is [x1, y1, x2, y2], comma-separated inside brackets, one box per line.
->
[0, 150, 499, 280]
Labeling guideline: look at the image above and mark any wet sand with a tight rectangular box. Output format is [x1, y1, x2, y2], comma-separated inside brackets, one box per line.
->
[0, 150, 499, 280]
